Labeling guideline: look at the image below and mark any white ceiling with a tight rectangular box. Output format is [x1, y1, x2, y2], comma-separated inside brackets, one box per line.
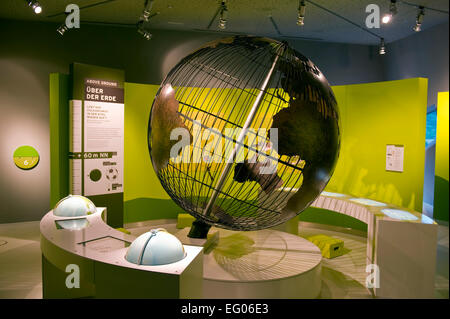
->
[0, 0, 448, 44]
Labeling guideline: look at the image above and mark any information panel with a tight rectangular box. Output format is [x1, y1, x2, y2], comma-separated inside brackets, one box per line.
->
[69, 63, 125, 227]
[386, 144, 404, 172]
[70, 81, 124, 196]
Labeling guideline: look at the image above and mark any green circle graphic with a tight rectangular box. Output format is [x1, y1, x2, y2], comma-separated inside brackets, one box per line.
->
[89, 169, 102, 182]
[13, 145, 40, 170]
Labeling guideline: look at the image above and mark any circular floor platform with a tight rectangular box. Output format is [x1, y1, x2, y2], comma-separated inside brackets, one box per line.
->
[178, 227, 323, 299]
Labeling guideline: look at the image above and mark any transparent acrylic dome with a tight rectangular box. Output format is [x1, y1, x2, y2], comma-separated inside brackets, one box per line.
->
[53, 194, 97, 217]
[55, 218, 90, 230]
[125, 228, 186, 266]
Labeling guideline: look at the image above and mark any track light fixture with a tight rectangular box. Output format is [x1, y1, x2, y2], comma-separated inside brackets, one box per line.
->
[136, 0, 154, 40]
[137, 21, 152, 40]
[389, 0, 398, 15]
[141, 0, 154, 22]
[413, 6, 425, 32]
[218, 1, 228, 30]
[379, 38, 386, 55]
[382, 0, 397, 24]
[297, 0, 306, 26]
[26, 0, 42, 14]
[138, 27, 152, 40]
[57, 24, 68, 36]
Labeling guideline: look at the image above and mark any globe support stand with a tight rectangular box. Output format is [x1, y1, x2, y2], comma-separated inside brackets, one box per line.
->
[188, 220, 212, 239]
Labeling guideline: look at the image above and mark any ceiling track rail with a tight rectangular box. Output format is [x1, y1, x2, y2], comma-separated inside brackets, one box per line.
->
[46, 0, 117, 18]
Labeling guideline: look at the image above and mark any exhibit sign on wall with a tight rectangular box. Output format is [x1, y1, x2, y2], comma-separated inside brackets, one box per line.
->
[13, 145, 39, 170]
[69, 63, 125, 227]
[386, 144, 404, 172]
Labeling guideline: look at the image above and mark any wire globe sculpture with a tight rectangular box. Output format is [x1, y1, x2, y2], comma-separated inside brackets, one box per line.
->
[148, 36, 340, 238]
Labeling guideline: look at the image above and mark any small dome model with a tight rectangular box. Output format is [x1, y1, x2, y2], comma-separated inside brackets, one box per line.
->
[53, 194, 97, 217]
[56, 219, 90, 230]
[125, 228, 186, 266]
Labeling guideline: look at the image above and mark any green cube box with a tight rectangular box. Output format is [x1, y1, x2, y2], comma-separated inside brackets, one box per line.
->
[176, 213, 196, 229]
[115, 227, 131, 235]
[306, 234, 345, 259]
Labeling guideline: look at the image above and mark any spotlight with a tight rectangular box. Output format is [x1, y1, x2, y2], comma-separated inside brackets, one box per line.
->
[57, 24, 68, 36]
[382, 14, 391, 24]
[379, 38, 386, 55]
[413, 6, 425, 32]
[297, 0, 306, 26]
[141, 0, 154, 22]
[34, 5, 42, 14]
[138, 26, 152, 40]
[218, 1, 228, 30]
[27, 1, 42, 14]
[382, 1, 397, 24]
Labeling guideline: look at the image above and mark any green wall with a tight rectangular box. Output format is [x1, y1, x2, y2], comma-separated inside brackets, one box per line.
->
[123, 78, 428, 227]
[50, 65, 126, 227]
[49, 77, 180, 224]
[49, 73, 70, 208]
[434, 92, 449, 222]
[124, 83, 181, 223]
[325, 78, 427, 212]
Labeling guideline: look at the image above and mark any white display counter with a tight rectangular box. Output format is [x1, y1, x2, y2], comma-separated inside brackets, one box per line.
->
[40, 208, 203, 298]
[310, 192, 438, 298]
[262, 188, 438, 298]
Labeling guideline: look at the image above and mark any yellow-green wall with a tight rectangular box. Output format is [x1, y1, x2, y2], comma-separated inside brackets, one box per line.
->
[124, 83, 181, 223]
[434, 92, 449, 221]
[124, 78, 428, 224]
[326, 78, 428, 212]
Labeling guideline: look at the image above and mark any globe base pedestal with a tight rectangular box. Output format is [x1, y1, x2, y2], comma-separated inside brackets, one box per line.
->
[188, 220, 211, 239]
